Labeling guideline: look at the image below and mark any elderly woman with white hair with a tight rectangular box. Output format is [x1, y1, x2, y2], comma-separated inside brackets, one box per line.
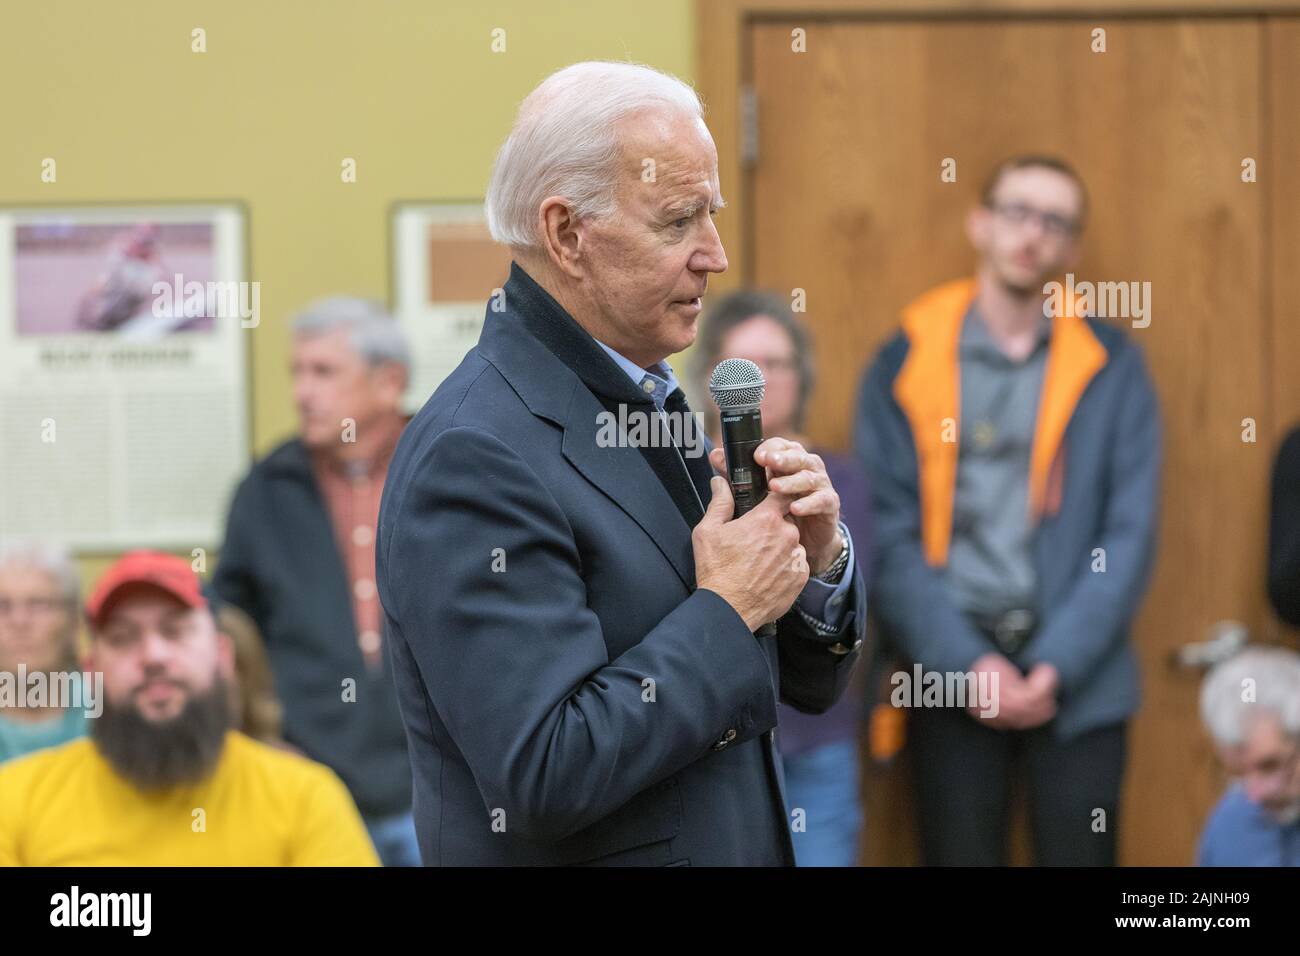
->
[0, 540, 87, 763]
[1197, 646, 1300, 865]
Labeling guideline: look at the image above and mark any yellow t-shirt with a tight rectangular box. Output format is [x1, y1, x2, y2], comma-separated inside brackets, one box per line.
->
[0, 731, 380, 866]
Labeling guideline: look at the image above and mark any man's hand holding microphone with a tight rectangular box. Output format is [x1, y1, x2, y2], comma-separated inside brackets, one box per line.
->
[692, 437, 844, 633]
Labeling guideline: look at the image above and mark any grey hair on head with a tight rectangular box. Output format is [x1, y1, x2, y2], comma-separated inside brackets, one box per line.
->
[1200, 646, 1300, 747]
[0, 538, 80, 607]
[485, 61, 710, 250]
[291, 296, 411, 371]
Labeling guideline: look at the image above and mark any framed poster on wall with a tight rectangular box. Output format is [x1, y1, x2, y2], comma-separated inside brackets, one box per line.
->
[0, 203, 250, 552]
[390, 201, 513, 412]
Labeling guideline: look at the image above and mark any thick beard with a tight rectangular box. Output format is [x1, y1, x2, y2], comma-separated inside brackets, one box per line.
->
[91, 675, 231, 791]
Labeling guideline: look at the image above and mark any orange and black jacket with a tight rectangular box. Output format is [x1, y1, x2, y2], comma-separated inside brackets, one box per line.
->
[855, 277, 1162, 739]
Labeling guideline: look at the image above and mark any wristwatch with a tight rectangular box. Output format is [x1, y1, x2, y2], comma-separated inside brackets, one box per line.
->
[811, 522, 851, 585]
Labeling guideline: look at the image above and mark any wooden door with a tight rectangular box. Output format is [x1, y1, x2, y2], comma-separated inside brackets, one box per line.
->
[740, 13, 1296, 865]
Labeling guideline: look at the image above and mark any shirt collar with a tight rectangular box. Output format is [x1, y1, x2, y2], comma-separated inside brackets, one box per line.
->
[961, 302, 1051, 363]
[594, 340, 680, 412]
[311, 413, 407, 481]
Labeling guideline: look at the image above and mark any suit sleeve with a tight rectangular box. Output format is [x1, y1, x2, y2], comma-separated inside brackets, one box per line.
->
[854, 352, 992, 674]
[1019, 345, 1162, 694]
[775, 540, 867, 715]
[380, 425, 779, 844]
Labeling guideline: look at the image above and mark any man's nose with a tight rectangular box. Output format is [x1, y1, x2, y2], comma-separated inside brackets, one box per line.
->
[139, 630, 174, 665]
[694, 217, 729, 274]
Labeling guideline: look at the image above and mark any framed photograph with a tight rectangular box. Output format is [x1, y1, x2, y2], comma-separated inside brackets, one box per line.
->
[0, 203, 250, 551]
[390, 201, 513, 411]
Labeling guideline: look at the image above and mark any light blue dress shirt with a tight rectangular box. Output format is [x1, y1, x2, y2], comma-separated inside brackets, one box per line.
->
[594, 340, 854, 631]
[1198, 784, 1300, 866]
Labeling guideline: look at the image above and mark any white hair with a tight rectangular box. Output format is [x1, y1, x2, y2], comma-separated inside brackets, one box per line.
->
[291, 296, 410, 371]
[0, 538, 80, 606]
[1200, 646, 1300, 746]
[485, 61, 706, 249]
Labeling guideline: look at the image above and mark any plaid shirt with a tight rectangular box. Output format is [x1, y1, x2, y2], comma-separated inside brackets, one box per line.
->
[310, 414, 407, 668]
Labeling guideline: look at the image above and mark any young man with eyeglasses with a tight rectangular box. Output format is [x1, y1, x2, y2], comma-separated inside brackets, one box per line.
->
[855, 156, 1162, 865]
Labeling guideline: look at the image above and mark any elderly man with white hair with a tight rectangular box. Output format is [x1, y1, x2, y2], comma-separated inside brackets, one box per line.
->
[377, 61, 866, 866]
[1198, 646, 1300, 866]
[214, 296, 417, 866]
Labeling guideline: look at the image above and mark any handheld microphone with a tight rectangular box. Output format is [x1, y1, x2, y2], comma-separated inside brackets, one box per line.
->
[708, 358, 777, 638]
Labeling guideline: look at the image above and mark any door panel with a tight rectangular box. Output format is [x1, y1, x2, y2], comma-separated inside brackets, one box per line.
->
[748, 16, 1270, 865]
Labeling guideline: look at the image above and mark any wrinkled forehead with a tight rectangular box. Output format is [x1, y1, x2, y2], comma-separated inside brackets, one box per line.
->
[1244, 710, 1298, 749]
[615, 110, 723, 206]
[0, 562, 61, 595]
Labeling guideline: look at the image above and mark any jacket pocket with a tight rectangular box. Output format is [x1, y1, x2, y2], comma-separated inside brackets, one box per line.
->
[556, 775, 683, 866]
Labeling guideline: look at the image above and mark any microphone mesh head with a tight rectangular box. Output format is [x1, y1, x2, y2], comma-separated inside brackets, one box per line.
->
[709, 358, 766, 409]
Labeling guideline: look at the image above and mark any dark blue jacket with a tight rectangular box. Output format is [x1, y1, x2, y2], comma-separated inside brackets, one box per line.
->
[376, 263, 866, 866]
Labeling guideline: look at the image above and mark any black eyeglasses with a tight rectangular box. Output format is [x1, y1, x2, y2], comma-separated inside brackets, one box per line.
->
[0, 595, 71, 618]
[987, 201, 1080, 238]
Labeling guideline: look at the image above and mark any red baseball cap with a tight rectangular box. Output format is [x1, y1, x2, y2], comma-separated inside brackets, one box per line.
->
[86, 550, 207, 628]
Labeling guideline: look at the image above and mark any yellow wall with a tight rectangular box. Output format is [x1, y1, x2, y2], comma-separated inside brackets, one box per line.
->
[1, 0, 694, 585]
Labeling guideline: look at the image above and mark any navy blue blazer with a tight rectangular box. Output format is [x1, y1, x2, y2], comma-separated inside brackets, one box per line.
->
[376, 263, 866, 866]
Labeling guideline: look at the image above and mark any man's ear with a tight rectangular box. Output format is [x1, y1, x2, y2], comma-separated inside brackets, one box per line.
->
[372, 361, 408, 408]
[965, 205, 991, 253]
[537, 197, 585, 280]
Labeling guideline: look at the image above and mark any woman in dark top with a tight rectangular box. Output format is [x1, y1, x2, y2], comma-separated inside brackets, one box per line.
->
[693, 290, 872, 866]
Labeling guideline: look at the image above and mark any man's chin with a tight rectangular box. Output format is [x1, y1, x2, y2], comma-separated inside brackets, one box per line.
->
[665, 318, 698, 357]
[137, 702, 187, 724]
[299, 428, 332, 450]
[1000, 273, 1044, 296]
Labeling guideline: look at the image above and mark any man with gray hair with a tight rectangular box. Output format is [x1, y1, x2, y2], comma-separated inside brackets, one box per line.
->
[1198, 646, 1300, 866]
[377, 61, 865, 865]
[214, 296, 418, 865]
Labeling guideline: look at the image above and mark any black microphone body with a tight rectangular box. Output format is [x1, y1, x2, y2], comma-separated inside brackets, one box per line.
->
[718, 404, 769, 518]
[709, 358, 778, 639]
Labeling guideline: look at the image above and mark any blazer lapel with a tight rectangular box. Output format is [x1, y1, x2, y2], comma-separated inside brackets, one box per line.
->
[559, 384, 697, 589]
[477, 262, 700, 590]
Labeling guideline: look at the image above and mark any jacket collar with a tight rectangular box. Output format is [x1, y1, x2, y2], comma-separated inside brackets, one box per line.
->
[477, 262, 706, 589]
[894, 276, 1109, 565]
